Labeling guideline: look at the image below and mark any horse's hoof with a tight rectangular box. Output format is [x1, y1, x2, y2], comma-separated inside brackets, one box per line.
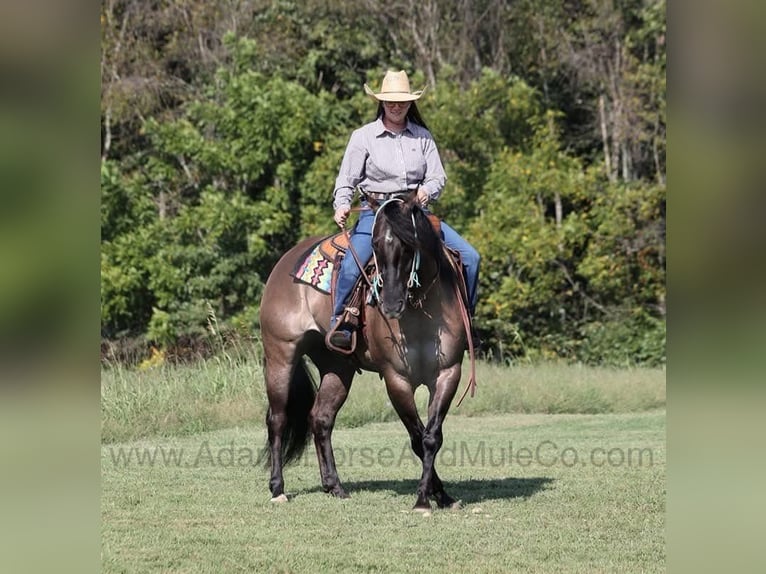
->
[325, 486, 350, 499]
[412, 504, 432, 514]
[434, 495, 460, 509]
[270, 493, 289, 503]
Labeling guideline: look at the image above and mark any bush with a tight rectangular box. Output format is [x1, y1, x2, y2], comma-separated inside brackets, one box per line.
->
[577, 312, 666, 367]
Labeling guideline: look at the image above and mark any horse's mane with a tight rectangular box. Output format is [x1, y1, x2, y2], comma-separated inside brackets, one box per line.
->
[377, 200, 457, 290]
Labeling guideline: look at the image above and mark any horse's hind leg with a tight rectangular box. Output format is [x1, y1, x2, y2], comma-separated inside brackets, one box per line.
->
[308, 351, 356, 498]
[263, 340, 314, 501]
[264, 357, 291, 500]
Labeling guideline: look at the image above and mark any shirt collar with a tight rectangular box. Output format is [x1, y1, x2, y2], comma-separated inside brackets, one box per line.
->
[374, 117, 414, 137]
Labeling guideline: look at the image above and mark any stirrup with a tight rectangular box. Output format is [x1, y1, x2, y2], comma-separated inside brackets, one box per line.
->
[329, 328, 353, 349]
[326, 316, 357, 354]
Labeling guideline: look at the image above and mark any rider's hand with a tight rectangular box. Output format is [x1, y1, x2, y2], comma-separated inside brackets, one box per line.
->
[334, 206, 350, 228]
[417, 187, 430, 208]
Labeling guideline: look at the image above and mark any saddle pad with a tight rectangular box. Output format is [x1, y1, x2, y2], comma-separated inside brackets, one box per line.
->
[292, 240, 334, 294]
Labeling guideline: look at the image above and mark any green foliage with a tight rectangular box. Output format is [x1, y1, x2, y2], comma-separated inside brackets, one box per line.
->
[579, 181, 666, 309]
[471, 117, 665, 364]
[101, 39, 348, 342]
[299, 130, 351, 238]
[101, 230, 156, 337]
[101, 9, 665, 365]
[425, 69, 545, 228]
[246, 2, 391, 98]
[578, 311, 666, 368]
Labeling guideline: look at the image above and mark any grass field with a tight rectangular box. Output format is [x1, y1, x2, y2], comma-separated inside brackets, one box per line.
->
[102, 358, 665, 572]
[102, 408, 665, 573]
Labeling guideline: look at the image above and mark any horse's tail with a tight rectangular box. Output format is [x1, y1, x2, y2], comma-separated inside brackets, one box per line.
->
[263, 358, 316, 467]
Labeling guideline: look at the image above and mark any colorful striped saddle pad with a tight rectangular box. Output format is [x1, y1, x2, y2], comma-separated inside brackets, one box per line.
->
[292, 233, 351, 294]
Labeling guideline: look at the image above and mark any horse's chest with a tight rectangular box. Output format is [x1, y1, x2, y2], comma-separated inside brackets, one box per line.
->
[367, 336, 441, 383]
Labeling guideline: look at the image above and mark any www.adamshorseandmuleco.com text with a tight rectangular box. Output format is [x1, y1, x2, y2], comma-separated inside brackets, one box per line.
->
[107, 440, 655, 470]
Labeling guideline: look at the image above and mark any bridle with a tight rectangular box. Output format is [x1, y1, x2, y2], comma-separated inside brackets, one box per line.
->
[369, 196, 422, 304]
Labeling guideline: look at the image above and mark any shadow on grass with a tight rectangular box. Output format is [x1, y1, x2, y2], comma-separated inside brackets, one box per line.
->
[302, 477, 554, 503]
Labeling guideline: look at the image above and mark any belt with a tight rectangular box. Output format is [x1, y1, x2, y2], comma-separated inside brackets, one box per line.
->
[361, 189, 414, 202]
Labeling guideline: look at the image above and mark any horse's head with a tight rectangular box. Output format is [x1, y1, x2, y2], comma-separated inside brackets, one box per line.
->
[371, 193, 444, 319]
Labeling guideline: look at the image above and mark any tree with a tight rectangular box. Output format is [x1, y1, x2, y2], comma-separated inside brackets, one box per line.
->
[471, 112, 665, 363]
[100, 2, 666, 365]
[101, 0, 264, 160]
[101, 37, 348, 343]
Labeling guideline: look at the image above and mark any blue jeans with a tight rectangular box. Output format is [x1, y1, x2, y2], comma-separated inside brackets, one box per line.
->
[332, 209, 480, 318]
[441, 219, 480, 315]
[333, 209, 375, 318]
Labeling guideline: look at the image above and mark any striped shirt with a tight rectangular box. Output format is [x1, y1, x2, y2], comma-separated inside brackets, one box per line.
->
[332, 117, 447, 210]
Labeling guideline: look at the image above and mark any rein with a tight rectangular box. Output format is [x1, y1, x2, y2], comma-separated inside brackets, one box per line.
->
[454, 279, 477, 406]
[340, 200, 422, 303]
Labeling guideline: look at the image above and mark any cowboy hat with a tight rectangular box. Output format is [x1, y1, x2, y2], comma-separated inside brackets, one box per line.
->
[363, 70, 426, 102]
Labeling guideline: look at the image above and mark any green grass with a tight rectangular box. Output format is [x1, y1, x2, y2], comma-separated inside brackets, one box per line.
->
[102, 410, 665, 573]
[101, 357, 665, 443]
[101, 354, 267, 444]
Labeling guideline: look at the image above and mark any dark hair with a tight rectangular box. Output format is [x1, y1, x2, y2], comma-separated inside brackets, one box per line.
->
[375, 102, 430, 131]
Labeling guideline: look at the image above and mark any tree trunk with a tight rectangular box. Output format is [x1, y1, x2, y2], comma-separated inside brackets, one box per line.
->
[407, 0, 437, 87]
[598, 95, 615, 183]
[102, 107, 112, 161]
[653, 119, 665, 185]
[158, 190, 167, 220]
[621, 140, 630, 181]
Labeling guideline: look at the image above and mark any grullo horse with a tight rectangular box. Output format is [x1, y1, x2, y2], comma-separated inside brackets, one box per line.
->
[259, 191, 472, 510]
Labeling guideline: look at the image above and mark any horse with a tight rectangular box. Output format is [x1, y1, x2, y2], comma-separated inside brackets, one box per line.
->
[259, 191, 472, 510]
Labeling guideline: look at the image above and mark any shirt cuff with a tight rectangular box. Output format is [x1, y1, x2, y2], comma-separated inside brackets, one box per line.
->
[422, 184, 441, 201]
[333, 189, 354, 210]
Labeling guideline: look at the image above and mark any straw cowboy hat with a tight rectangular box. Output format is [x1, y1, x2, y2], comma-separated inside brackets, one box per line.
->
[363, 70, 426, 102]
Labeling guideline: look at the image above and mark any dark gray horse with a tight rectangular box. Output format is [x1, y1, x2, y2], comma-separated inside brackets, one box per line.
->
[259, 191, 469, 510]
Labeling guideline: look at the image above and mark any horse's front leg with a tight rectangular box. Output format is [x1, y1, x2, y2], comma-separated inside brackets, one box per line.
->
[309, 357, 355, 498]
[384, 368, 459, 511]
[416, 364, 462, 510]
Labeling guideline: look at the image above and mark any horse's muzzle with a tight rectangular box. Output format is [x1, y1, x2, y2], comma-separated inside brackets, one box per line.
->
[382, 299, 406, 320]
